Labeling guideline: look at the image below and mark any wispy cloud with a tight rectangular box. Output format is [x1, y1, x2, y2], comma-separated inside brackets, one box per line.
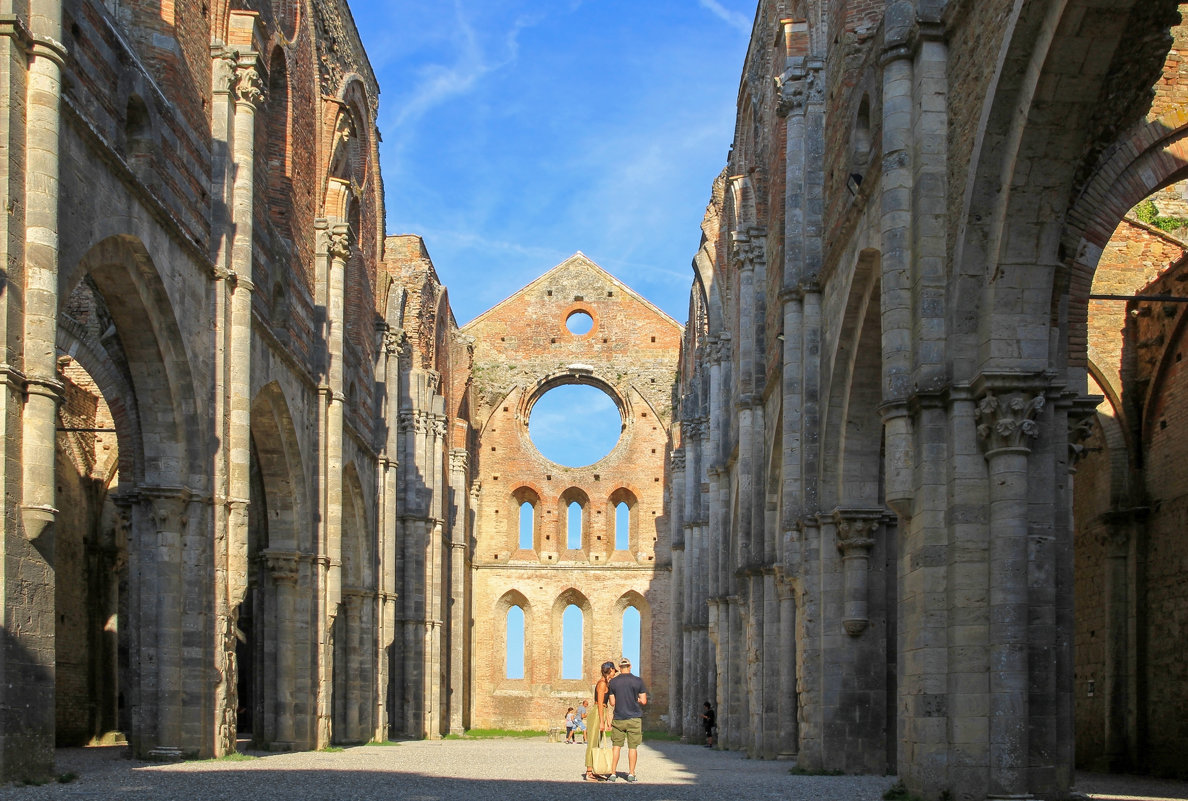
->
[394, 3, 540, 129]
[698, 0, 752, 33]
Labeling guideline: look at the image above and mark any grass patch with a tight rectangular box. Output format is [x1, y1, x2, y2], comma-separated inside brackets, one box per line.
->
[789, 766, 844, 776]
[364, 740, 401, 747]
[643, 731, 683, 742]
[190, 752, 258, 763]
[20, 777, 47, 787]
[446, 728, 547, 739]
[56, 772, 79, 783]
[882, 781, 925, 801]
[319, 746, 346, 753]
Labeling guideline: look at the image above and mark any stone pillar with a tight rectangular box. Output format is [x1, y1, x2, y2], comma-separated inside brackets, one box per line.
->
[2, 10, 67, 780]
[141, 489, 191, 759]
[447, 448, 469, 735]
[1099, 508, 1145, 771]
[776, 574, 798, 758]
[833, 509, 880, 636]
[265, 550, 300, 748]
[668, 448, 686, 736]
[975, 388, 1044, 799]
[222, 48, 264, 752]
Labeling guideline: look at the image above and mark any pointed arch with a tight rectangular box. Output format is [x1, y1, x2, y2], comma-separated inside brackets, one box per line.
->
[250, 381, 310, 552]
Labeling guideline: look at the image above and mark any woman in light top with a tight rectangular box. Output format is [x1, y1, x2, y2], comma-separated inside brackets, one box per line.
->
[584, 661, 617, 781]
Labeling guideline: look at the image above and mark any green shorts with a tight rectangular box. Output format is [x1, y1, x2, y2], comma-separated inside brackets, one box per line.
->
[609, 716, 642, 749]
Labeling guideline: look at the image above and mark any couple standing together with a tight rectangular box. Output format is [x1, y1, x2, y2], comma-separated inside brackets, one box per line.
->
[584, 657, 648, 782]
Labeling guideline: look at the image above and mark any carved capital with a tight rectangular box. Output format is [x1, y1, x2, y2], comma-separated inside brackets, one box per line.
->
[670, 448, 686, 472]
[234, 65, 265, 107]
[1067, 395, 1102, 469]
[449, 448, 469, 474]
[263, 549, 301, 584]
[832, 508, 880, 556]
[775, 65, 823, 116]
[974, 390, 1044, 454]
[328, 228, 353, 262]
[383, 328, 408, 356]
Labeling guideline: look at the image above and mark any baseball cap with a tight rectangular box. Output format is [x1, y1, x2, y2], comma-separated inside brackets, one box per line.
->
[619, 657, 631, 668]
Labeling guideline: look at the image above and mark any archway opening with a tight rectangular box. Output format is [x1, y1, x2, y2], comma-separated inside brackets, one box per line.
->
[506, 605, 525, 680]
[621, 606, 641, 672]
[561, 604, 583, 680]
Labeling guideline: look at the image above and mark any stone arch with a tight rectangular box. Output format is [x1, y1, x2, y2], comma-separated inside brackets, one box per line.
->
[63, 235, 199, 488]
[341, 463, 371, 588]
[551, 588, 593, 682]
[495, 590, 532, 682]
[607, 487, 639, 555]
[558, 487, 591, 551]
[57, 235, 204, 757]
[511, 485, 542, 553]
[250, 381, 309, 552]
[1064, 113, 1188, 381]
[821, 249, 882, 510]
[611, 590, 651, 677]
[951, 0, 1175, 379]
[263, 45, 293, 231]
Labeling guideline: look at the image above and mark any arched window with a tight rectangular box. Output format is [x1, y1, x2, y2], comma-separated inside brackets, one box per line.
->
[614, 501, 630, 550]
[567, 501, 582, 549]
[506, 605, 525, 680]
[622, 606, 641, 673]
[561, 604, 583, 679]
[519, 501, 534, 549]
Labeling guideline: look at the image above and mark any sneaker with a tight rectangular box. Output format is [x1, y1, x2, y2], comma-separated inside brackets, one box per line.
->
[606, 774, 617, 782]
[626, 774, 638, 782]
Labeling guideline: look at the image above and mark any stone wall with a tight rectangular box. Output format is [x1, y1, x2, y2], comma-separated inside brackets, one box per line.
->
[463, 253, 680, 730]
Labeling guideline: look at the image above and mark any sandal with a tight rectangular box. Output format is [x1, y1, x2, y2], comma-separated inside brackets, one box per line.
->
[584, 772, 602, 782]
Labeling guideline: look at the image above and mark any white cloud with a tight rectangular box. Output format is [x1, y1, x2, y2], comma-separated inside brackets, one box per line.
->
[393, 3, 539, 129]
[698, 0, 752, 33]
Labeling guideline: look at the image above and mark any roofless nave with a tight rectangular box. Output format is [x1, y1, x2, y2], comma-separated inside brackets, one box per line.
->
[2, 1, 1188, 800]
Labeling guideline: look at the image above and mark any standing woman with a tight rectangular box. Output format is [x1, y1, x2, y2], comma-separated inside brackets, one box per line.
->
[584, 661, 617, 781]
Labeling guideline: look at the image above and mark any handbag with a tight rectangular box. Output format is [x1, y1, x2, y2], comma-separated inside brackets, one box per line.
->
[591, 731, 614, 775]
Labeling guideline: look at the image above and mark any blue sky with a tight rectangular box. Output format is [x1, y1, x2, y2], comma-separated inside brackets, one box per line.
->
[349, 0, 757, 326]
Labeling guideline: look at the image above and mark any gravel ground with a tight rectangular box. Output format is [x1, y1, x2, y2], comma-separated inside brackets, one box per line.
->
[0, 740, 1184, 801]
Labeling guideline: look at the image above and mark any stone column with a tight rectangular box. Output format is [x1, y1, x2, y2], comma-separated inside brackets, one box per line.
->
[776, 574, 798, 758]
[447, 448, 470, 735]
[4, 11, 67, 780]
[142, 489, 191, 759]
[1099, 508, 1144, 771]
[975, 388, 1044, 799]
[668, 448, 686, 736]
[761, 569, 780, 758]
[265, 550, 300, 748]
[833, 509, 880, 636]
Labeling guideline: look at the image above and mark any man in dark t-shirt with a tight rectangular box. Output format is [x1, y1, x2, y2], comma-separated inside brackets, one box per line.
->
[607, 657, 648, 782]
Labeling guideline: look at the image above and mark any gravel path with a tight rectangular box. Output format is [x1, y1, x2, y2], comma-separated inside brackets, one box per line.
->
[0, 740, 1184, 800]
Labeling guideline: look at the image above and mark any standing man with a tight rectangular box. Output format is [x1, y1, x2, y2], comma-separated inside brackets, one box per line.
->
[607, 657, 647, 782]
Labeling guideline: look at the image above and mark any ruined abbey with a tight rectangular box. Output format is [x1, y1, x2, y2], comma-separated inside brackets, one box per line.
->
[2, 0, 1187, 799]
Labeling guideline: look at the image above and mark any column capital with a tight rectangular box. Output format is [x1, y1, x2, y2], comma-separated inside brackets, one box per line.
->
[327, 225, 353, 262]
[262, 549, 302, 584]
[1066, 395, 1103, 469]
[234, 62, 265, 108]
[974, 389, 1045, 455]
[832, 508, 881, 555]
